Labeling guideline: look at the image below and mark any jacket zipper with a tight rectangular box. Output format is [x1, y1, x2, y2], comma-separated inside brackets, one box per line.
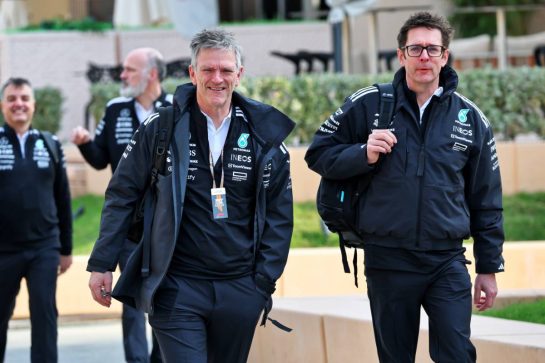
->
[415, 102, 441, 248]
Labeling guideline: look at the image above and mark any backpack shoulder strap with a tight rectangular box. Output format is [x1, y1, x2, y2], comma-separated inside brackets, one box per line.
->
[41, 131, 59, 166]
[375, 83, 396, 129]
[150, 106, 175, 185]
[141, 105, 174, 278]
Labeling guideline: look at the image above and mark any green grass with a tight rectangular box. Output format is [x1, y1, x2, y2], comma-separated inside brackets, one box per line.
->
[291, 201, 338, 248]
[478, 299, 545, 325]
[503, 192, 545, 241]
[71, 195, 104, 255]
[72, 192, 545, 255]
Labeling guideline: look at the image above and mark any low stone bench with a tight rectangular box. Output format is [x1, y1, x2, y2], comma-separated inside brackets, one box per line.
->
[249, 295, 545, 363]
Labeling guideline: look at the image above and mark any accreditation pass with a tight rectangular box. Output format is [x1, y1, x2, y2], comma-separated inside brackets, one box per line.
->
[211, 187, 228, 219]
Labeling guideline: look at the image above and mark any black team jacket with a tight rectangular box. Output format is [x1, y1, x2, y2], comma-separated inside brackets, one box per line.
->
[87, 83, 295, 314]
[306, 66, 504, 274]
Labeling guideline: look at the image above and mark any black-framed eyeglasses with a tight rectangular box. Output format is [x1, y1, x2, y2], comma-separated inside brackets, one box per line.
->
[401, 44, 445, 57]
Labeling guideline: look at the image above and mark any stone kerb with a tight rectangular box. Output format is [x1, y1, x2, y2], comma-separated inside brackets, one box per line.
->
[12, 242, 545, 320]
[249, 295, 545, 363]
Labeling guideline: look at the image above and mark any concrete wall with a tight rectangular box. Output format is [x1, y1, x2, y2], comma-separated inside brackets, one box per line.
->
[25, 0, 71, 25]
[2, 10, 544, 143]
[12, 242, 545, 319]
[0, 22, 331, 141]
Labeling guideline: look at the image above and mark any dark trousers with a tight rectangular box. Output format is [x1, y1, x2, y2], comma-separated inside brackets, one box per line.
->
[365, 258, 476, 363]
[149, 274, 266, 363]
[119, 240, 162, 363]
[0, 246, 60, 363]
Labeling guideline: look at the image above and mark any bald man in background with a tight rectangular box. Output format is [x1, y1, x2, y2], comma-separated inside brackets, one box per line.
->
[72, 48, 172, 363]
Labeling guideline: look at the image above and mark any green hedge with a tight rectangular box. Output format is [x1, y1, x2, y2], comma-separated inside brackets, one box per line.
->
[0, 86, 63, 133]
[89, 67, 545, 143]
[449, 0, 541, 37]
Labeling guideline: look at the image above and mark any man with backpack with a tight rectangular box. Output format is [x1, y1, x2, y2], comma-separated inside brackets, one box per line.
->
[0, 77, 73, 362]
[87, 28, 294, 363]
[72, 47, 170, 362]
[305, 12, 505, 362]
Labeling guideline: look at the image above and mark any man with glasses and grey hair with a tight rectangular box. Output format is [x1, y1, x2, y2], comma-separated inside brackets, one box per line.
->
[306, 12, 504, 362]
[87, 28, 294, 362]
[72, 47, 171, 363]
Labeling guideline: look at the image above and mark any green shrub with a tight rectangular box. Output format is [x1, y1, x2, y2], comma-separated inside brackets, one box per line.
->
[449, 0, 542, 37]
[457, 67, 545, 140]
[88, 78, 184, 126]
[88, 67, 545, 143]
[22, 17, 112, 32]
[0, 86, 63, 133]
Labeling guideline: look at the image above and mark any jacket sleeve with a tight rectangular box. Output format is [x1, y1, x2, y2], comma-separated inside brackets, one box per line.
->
[465, 113, 505, 274]
[53, 139, 73, 256]
[77, 112, 112, 170]
[254, 146, 293, 295]
[305, 92, 376, 180]
[86, 117, 155, 273]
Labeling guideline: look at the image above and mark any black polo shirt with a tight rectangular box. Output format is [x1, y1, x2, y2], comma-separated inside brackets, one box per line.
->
[169, 103, 257, 279]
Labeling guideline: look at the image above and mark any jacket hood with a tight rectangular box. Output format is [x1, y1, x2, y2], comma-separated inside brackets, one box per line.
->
[173, 83, 295, 148]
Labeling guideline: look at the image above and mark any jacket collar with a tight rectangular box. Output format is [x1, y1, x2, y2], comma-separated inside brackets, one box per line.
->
[173, 83, 295, 148]
[393, 65, 458, 104]
[156, 90, 171, 105]
[1, 123, 35, 138]
[131, 89, 170, 108]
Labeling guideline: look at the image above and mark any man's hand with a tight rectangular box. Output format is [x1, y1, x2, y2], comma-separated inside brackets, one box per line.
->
[71, 126, 91, 145]
[474, 273, 498, 311]
[366, 129, 397, 164]
[89, 271, 113, 307]
[58, 255, 72, 275]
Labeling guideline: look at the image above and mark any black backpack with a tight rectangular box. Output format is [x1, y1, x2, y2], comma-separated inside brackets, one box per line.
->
[125, 105, 175, 277]
[41, 131, 59, 167]
[316, 83, 396, 286]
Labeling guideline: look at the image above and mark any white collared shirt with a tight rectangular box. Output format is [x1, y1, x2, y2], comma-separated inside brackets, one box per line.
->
[17, 131, 30, 158]
[203, 110, 232, 164]
[135, 101, 155, 124]
[419, 87, 444, 123]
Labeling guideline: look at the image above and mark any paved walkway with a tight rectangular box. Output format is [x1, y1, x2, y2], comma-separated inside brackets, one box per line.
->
[6, 292, 545, 362]
[5, 318, 147, 362]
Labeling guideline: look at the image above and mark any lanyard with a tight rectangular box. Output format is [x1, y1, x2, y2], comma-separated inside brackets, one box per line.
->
[209, 150, 224, 189]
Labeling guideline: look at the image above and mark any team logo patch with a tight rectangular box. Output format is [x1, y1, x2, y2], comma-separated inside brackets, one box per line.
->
[458, 109, 470, 123]
[35, 139, 45, 149]
[120, 108, 131, 117]
[452, 142, 468, 152]
[237, 133, 250, 148]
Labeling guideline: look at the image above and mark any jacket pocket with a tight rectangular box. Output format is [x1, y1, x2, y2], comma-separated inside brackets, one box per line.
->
[359, 178, 416, 238]
[377, 128, 407, 177]
[421, 184, 470, 240]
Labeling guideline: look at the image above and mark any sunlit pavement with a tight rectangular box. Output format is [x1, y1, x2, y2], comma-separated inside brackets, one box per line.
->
[5, 318, 151, 362]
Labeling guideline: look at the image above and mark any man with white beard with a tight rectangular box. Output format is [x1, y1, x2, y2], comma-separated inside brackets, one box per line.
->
[71, 47, 171, 363]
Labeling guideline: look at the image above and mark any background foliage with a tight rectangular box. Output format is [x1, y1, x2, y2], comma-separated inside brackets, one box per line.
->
[72, 192, 545, 254]
[89, 67, 545, 143]
[0, 86, 63, 133]
[21, 17, 112, 32]
[448, 0, 545, 37]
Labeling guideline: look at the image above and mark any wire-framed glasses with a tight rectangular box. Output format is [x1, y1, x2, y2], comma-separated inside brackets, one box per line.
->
[401, 44, 445, 57]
